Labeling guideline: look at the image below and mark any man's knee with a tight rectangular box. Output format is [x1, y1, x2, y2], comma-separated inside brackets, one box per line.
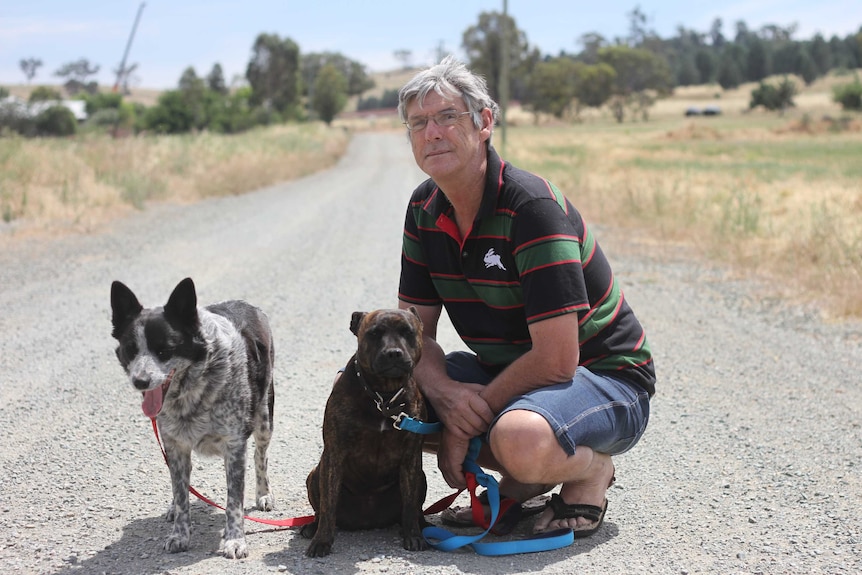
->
[489, 410, 559, 483]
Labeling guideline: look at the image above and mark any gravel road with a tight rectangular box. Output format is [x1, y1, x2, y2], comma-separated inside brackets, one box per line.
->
[1, 132, 860, 575]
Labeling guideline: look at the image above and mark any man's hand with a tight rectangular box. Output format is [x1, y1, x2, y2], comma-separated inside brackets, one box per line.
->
[432, 380, 494, 439]
[437, 429, 471, 488]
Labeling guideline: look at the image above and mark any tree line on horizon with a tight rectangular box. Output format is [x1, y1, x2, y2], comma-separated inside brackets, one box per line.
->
[2, 7, 861, 136]
[467, 7, 862, 121]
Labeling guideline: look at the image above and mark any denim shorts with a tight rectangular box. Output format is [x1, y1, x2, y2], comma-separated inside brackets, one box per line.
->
[443, 351, 651, 456]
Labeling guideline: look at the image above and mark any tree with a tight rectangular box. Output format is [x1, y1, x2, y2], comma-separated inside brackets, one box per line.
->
[207, 63, 228, 95]
[177, 67, 209, 130]
[709, 18, 726, 49]
[301, 52, 374, 99]
[576, 33, 607, 64]
[772, 42, 801, 75]
[312, 64, 347, 125]
[393, 49, 413, 70]
[694, 50, 716, 83]
[849, 31, 862, 68]
[574, 63, 616, 109]
[526, 58, 577, 119]
[829, 35, 853, 69]
[809, 34, 831, 76]
[19, 58, 43, 84]
[597, 45, 672, 122]
[246, 33, 301, 117]
[179, 67, 204, 93]
[54, 58, 101, 95]
[797, 49, 818, 85]
[599, 45, 672, 95]
[626, 5, 654, 47]
[675, 54, 700, 86]
[745, 37, 771, 82]
[462, 11, 532, 103]
[717, 45, 745, 89]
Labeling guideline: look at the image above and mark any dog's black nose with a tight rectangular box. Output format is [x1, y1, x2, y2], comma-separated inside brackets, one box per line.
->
[384, 348, 404, 360]
[132, 378, 150, 390]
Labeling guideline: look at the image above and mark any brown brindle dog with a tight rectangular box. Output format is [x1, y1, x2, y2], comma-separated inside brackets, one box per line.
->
[301, 307, 429, 557]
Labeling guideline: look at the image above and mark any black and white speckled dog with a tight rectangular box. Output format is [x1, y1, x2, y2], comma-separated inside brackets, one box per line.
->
[110, 277, 275, 559]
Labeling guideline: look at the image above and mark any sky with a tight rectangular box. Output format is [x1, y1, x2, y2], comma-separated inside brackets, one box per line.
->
[2, 1, 861, 90]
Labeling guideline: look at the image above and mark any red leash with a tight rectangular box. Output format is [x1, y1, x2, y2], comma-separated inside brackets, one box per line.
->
[150, 418, 315, 527]
[149, 418, 469, 528]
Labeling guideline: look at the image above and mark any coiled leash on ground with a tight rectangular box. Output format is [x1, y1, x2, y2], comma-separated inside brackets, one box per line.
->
[395, 415, 575, 556]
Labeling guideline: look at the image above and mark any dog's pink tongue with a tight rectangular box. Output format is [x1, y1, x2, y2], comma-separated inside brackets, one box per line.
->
[142, 386, 164, 418]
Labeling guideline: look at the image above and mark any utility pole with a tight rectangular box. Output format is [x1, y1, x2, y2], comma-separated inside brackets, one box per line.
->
[499, 0, 509, 155]
[113, 2, 146, 93]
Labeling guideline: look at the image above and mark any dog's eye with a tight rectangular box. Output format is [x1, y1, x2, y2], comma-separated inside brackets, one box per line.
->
[118, 341, 137, 363]
[156, 348, 173, 361]
[366, 327, 382, 339]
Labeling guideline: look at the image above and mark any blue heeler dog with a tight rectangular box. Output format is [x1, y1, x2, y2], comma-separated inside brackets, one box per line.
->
[110, 277, 275, 559]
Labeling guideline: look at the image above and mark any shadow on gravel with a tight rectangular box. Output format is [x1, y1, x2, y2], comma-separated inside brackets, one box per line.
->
[48, 504, 229, 575]
[259, 519, 620, 574]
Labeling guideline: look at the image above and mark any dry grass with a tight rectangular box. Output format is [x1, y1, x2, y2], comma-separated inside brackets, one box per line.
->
[0, 123, 349, 240]
[4, 71, 861, 320]
[504, 75, 862, 320]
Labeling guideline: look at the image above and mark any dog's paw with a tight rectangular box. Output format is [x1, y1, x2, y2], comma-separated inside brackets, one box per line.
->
[402, 534, 429, 552]
[256, 494, 274, 511]
[299, 521, 317, 539]
[305, 539, 333, 558]
[221, 537, 249, 559]
[163, 533, 189, 554]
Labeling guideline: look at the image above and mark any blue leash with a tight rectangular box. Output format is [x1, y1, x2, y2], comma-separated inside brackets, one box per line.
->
[396, 416, 574, 556]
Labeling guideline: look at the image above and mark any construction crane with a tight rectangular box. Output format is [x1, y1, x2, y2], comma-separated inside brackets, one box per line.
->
[113, 2, 146, 93]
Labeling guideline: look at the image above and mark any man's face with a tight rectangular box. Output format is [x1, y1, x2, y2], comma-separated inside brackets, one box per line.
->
[405, 90, 491, 183]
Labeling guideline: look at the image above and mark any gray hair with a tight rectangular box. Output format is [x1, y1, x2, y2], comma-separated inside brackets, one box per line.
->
[397, 55, 500, 132]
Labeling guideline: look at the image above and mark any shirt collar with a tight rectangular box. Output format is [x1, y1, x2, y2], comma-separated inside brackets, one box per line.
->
[422, 145, 505, 223]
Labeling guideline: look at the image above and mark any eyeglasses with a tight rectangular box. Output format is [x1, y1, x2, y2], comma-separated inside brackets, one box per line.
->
[403, 109, 473, 132]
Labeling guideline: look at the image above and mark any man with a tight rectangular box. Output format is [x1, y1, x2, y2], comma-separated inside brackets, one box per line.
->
[396, 56, 655, 538]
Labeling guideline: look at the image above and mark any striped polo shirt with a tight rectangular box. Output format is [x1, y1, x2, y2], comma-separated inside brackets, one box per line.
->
[399, 146, 655, 395]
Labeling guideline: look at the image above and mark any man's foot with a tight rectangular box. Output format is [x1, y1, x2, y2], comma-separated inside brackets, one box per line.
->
[532, 458, 616, 536]
[440, 490, 548, 535]
[538, 494, 609, 538]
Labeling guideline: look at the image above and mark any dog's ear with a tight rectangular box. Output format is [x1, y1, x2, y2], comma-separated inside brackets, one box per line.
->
[350, 311, 366, 336]
[165, 277, 199, 328]
[110, 281, 143, 339]
[406, 306, 423, 331]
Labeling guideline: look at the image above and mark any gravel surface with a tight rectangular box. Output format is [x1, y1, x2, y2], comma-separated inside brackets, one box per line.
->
[1, 132, 860, 575]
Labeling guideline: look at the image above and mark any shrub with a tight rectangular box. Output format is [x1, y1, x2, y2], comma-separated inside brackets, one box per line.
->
[750, 78, 798, 112]
[83, 92, 123, 115]
[833, 78, 862, 111]
[86, 108, 121, 127]
[142, 90, 195, 134]
[29, 86, 63, 103]
[34, 105, 77, 136]
[0, 98, 34, 135]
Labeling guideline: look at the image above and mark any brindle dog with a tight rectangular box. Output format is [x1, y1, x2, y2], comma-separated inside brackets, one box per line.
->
[301, 307, 429, 557]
